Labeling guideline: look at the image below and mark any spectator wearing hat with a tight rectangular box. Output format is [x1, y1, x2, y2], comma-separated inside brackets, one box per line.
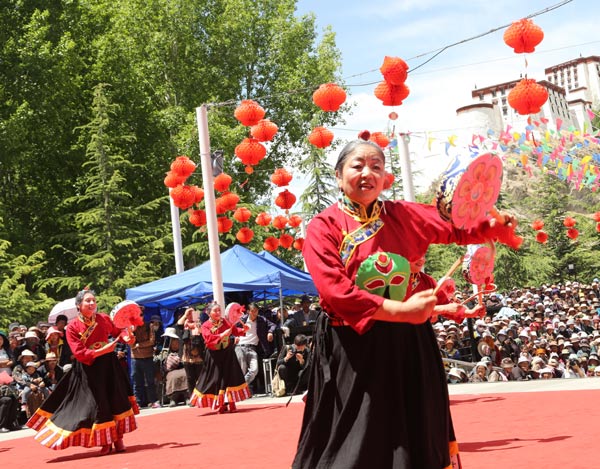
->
[12, 350, 39, 391]
[442, 338, 461, 361]
[563, 356, 586, 379]
[38, 352, 64, 391]
[587, 354, 600, 376]
[44, 326, 72, 367]
[547, 357, 563, 378]
[485, 293, 502, 317]
[159, 327, 188, 407]
[447, 368, 468, 384]
[284, 295, 318, 329]
[498, 357, 515, 381]
[16, 331, 45, 361]
[19, 361, 49, 417]
[469, 362, 489, 382]
[513, 356, 531, 380]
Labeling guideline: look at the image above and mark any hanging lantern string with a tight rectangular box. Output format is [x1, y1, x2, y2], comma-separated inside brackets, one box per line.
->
[205, 0, 572, 108]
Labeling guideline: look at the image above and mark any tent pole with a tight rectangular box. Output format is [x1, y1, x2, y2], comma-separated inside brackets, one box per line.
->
[196, 104, 225, 308]
[279, 286, 284, 329]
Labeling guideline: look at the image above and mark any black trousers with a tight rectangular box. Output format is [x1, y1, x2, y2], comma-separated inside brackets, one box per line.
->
[0, 395, 18, 430]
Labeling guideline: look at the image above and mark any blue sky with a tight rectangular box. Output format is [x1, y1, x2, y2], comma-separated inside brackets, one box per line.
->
[293, 0, 600, 191]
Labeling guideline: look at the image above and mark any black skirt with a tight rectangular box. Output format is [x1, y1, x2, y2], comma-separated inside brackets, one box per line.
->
[190, 344, 250, 409]
[292, 314, 461, 469]
[26, 353, 139, 450]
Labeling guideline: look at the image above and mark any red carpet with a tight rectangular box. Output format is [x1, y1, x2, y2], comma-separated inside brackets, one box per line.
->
[0, 390, 594, 468]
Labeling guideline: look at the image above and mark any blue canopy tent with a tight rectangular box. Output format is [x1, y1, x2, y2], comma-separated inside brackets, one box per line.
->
[125, 245, 317, 325]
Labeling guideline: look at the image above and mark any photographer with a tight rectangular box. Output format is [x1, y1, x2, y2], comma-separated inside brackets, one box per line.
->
[276, 334, 310, 395]
[563, 356, 586, 379]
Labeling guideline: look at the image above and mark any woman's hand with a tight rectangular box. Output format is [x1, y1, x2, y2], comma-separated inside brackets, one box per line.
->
[464, 304, 486, 318]
[375, 290, 437, 324]
[220, 328, 232, 340]
[94, 340, 119, 358]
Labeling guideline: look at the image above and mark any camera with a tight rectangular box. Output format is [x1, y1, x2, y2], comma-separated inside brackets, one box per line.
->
[568, 359, 579, 367]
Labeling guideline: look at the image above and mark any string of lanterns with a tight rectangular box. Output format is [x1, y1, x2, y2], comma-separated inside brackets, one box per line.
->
[503, 18, 549, 116]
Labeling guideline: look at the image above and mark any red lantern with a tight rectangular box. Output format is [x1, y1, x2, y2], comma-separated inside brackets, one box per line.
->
[358, 130, 371, 141]
[192, 185, 204, 204]
[216, 193, 239, 214]
[279, 233, 294, 249]
[380, 56, 408, 85]
[215, 197, 227, 215]
[188, 209, 207, 227]
[275, 189, 296, 212]
[236, 227, 254, 244]
[374, 81, 410, 106]
[312, 83, 347, 112]
[234, 100, 265, 127]
[220, 192, 240, 212]
[503, 18, 544, 54]
[170, 185, 196, 210]
[507, 79, 548, 115]
[256, 212, 272, 226]
[593, 212, 600, 222]
[233, 207, 252, 223]
[369, 132, 390, 149]
[250, 119, 278, 142]
[383, 172, 395, 190]
[566, 228, 579, 240]
[217, 217, 233, 233]
[531, 219, 544, 231]
[596, 222, 600, 233]
[308, 127, 334, 148]
[263, 236, 279, 252]
[272, 215, 288, 230]
[270, 168, 293, 187]
[214, 173, 232, 192]
[235, 138, 267, 172]
[288, 214, 302, 228]
[563, 216, 576, 228]
[170, 155, 196, 179]
[535, 231, 548, 244]
[164, 171, 187, 188]
[293, 238, 304, 250]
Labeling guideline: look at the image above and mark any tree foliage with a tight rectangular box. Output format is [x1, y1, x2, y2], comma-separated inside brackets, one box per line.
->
[0, 0, 343, 318]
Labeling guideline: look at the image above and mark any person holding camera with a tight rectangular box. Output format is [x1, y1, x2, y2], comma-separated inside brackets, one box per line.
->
[563, 356, 586, 378]
[276, 334, 309, 395]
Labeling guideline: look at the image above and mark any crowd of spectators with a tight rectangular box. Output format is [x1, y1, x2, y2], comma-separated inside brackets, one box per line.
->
[438, 279, 600, 383]
[5, 278, 598, 432]
[0, 296, 317, 432]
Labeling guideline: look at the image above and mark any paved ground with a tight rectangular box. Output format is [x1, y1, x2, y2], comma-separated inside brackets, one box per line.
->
[3, 378, 600, 443]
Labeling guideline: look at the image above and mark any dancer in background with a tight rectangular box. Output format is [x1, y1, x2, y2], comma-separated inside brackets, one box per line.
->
[189, 302, 250, 413]
[27, 289, 139, 455]
[293, 138, 518, 469]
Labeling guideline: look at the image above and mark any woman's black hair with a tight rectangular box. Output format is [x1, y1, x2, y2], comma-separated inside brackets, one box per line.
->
[334, 139, 385, 173]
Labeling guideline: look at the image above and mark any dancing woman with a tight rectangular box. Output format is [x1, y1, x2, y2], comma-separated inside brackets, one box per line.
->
[27, 289, 139, 455]
[189, 303, 250, 413]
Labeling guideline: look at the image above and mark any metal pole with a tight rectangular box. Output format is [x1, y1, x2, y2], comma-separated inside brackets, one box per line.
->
[398, 132, 415, 202]
[169, 192, 185, 274]
[196, 105, 225, 309]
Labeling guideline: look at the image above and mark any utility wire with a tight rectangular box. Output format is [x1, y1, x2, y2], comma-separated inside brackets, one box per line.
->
[209, 0, 573, 107]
